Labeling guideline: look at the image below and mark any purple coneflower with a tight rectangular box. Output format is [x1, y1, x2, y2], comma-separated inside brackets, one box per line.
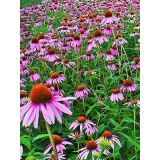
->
[20, 78, 26, 87]
[69, 115, 97, 134]
[74, 85, 90, 99]
[29, 70, 40, 82]
[130, 30, 140, 37]
[62, 58, 76, 68]
[46, 151, 66, 160]
[131, 57, 140, 69]
[103, 25, 113, 36]
[113, 33, 127, 46]
[77, 140, 100, 160]
[121, 79, 137, 92]
[47, 72, 65, 84]
[84, 70, 96, 76]
[107, 62, 116, 71]
[21, 56, 29, 66]
[101, 10, 113, 25]
[20, 84, 74, 128]
[82, 52, 95, 61]
[101, 130, 122, 150]
[110, 45, 118, 56]
[20, 65, 29, 75]
[94, 29, 108, 44]
[44, 135, 72, 154]
[86, 36, 97, 52]
[106, 50, 115, 60]
[68, 132, 81, 140]
[110, 88, 124, 102]
[45, 48, 59, 62]
[20, 90, 27, 105]
[71, 34, 81, 50]
[124, 99, 140, 107]
[29, 37, 41, 51]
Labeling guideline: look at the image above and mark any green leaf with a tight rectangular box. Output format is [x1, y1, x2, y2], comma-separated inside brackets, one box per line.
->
[87, 103, 100, 115]
[118, 132, 140, 149]
[20, 137, 31, 150]
[32, 134, 49, 142]
[109, 118, 121, 128]
[98, 123, 106, 133]
[122, 117, 139, 125]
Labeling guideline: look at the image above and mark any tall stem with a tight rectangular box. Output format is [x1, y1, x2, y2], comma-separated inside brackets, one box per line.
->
[44, 121, 59, 160]
[133, 108, 137, 160]
[82, 99, 86, 113]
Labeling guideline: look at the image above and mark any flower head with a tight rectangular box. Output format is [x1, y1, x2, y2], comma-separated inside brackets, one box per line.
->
[69, 115, 97, 134]
[20, 84, 75, 128]
[101, 10, 113, 25]
[47, 72, 65, 84]
[121, 79, 137, 92]
[110, 88, 124, 102]
[44, 135, 72, 154]
[74, 85, 90, 99]
[77, 140, 99, 160]
[101, 130, 122, 150]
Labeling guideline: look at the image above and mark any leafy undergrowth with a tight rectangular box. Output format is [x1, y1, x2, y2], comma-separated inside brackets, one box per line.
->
[20, 0, 42, 8]
[20, 0, 140, 160]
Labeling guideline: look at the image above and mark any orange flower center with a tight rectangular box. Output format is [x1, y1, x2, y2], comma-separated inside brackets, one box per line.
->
[131, 99, 137, 105]
[86, 52, 91, 56]
[95, 18, 102, 22]
[52, 34, 59, 39]
[123, 79, 133, 86]
[102, 130, 112, 139]
[22, 56, 27, 61]
[20, 91, 26, 98]
[112, 88, 120, 94]
[29, 70, 35, 75]
[94, 29, 102, 37]
[52, 135, 62, 145]
[51, 153, 56, 159]
[86, 70, 93, 75]
[31, 37, 39, 43]
[115, 33, 121, 39]
[104, 10, 112, 17]
[74, 35, 80, 40]
[106, 50, 111, 55]
[86, 140, 98, 150]
[50, 72, 60, 79]
[79, 18, 85, 22]
[63, 17, 68, 21]
[75, 133, 80, 138]
[77, 116, 86, 123]
[77, 85, 85, 91]
[107, 61, 113, 65]
[30, 84, 52, 104]
[106, 26, 111, 30]
[133, 57, 140, 64]
[48, 48, 55, 55]
[112, 45, 117, 49]
[38, 33, 44, 39]
[63, 59, 69, 64]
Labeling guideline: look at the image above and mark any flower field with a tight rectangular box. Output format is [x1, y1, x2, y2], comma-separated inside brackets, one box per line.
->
[20, 0, 140, 159]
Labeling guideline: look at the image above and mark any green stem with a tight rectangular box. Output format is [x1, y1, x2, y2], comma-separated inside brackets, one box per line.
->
[77, 140, 80, 154]
[44, 121, 59, 160]
[82, 99, 86, 113]
[133, 108, 137, 160]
